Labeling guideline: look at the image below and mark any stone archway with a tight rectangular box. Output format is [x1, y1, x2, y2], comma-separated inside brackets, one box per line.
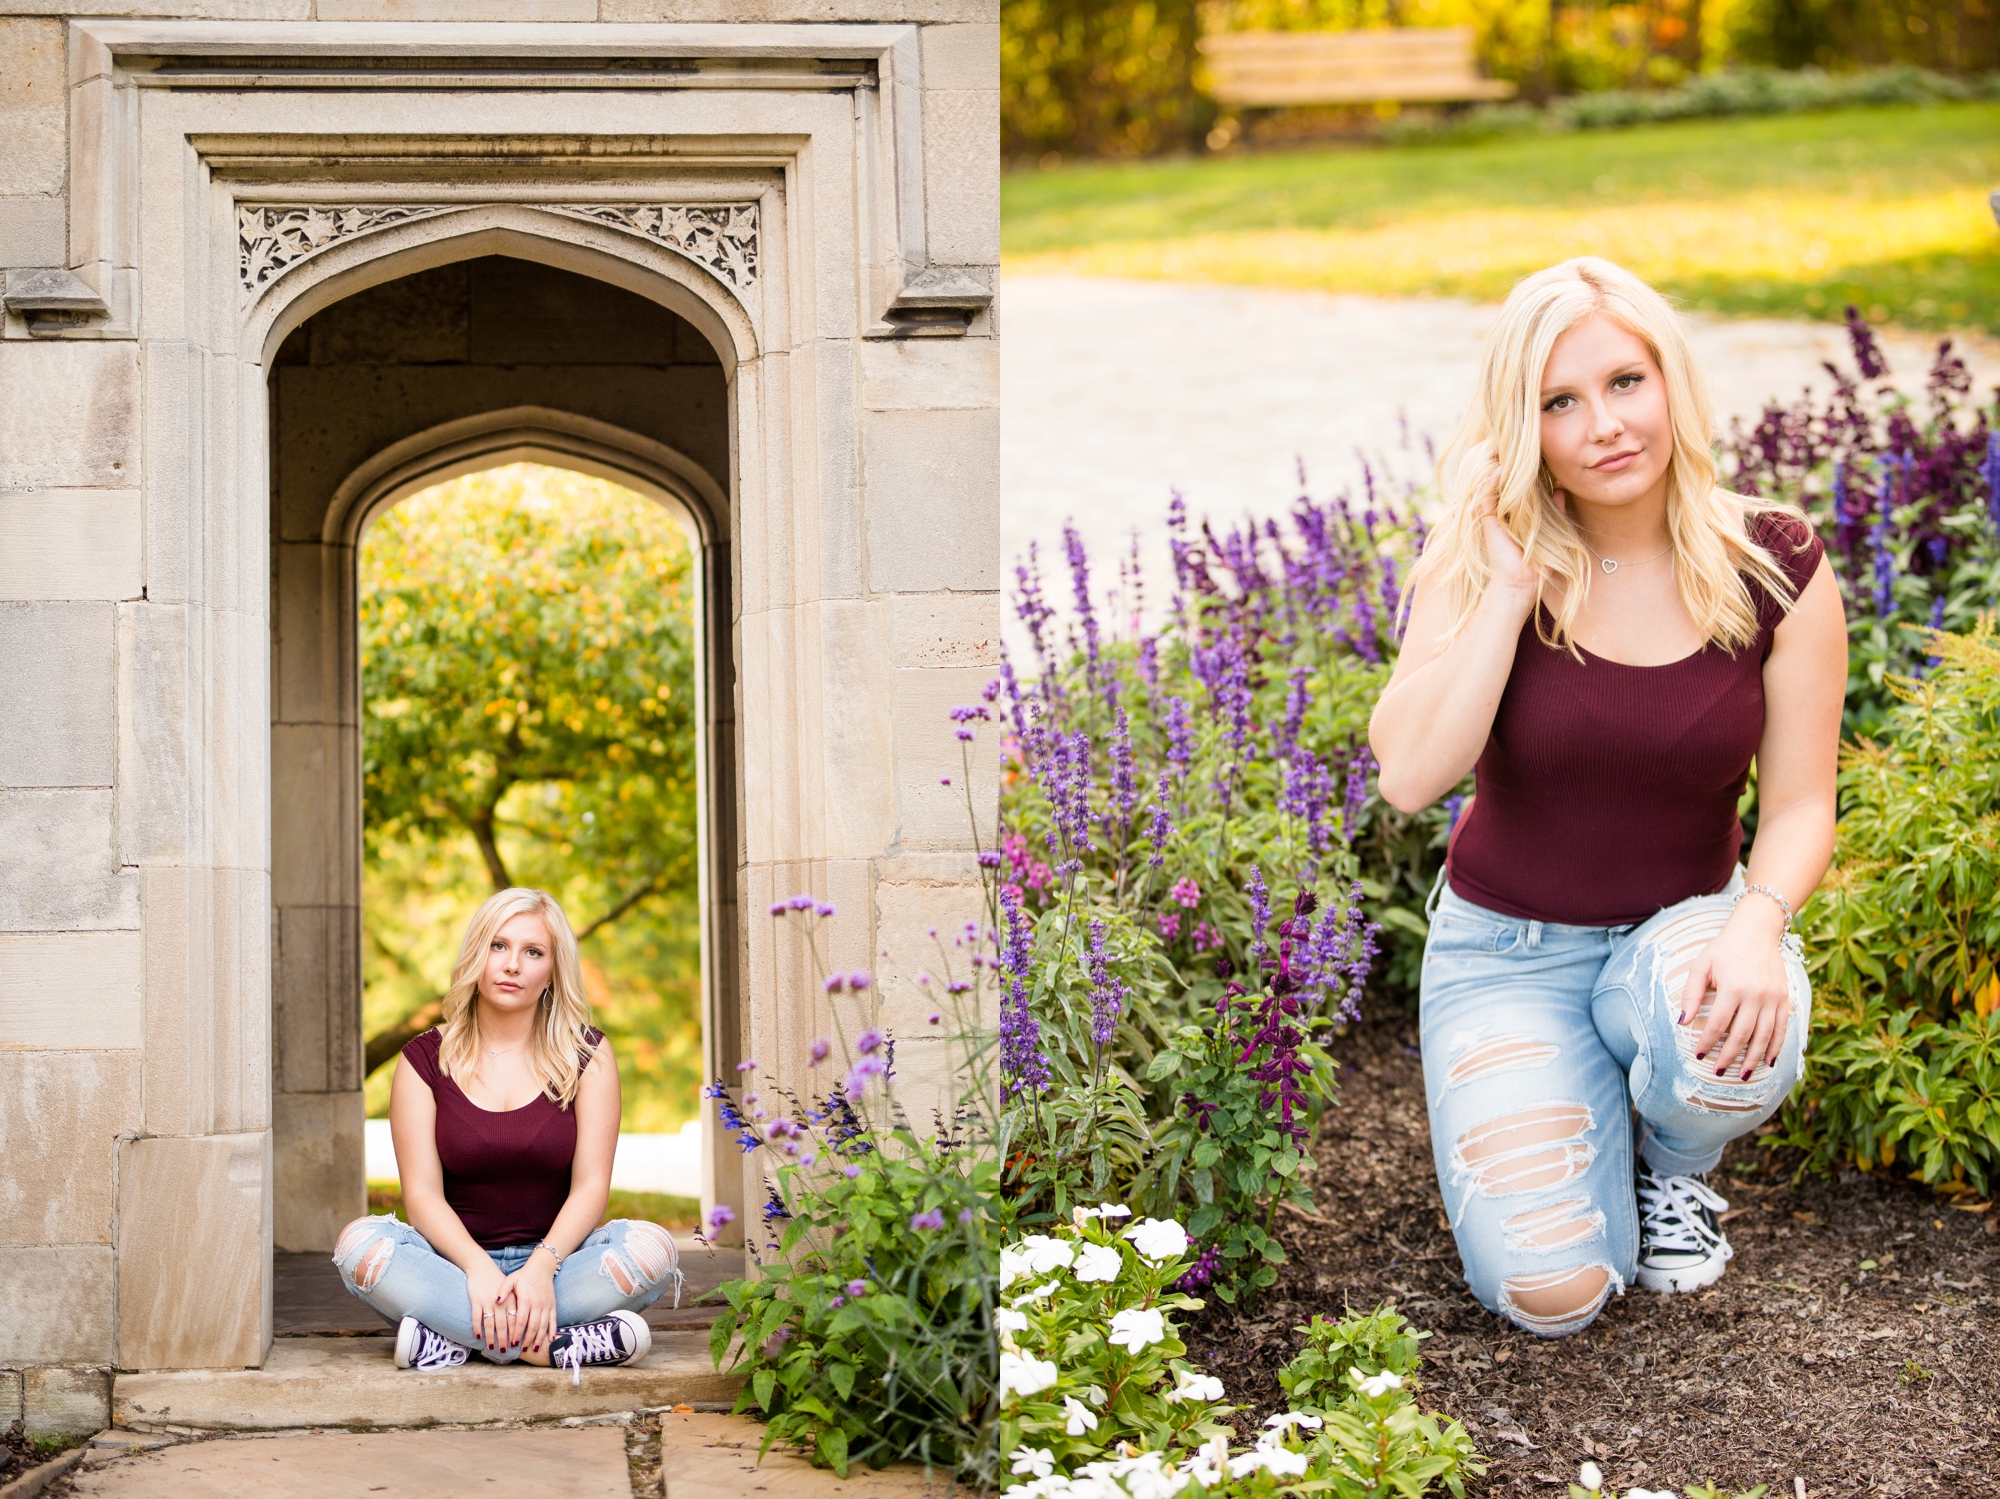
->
[26, 23, 998, 1380]
[267, 253, 744, 1257]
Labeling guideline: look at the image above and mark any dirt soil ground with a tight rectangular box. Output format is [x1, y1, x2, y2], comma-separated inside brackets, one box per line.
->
[1182, 1005, 2000, 1499]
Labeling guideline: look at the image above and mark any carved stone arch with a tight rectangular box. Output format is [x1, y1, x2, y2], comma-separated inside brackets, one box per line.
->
[243, 206, 768, 381]
[325, 407, 729, 550]
[265, 240, 747, 1257]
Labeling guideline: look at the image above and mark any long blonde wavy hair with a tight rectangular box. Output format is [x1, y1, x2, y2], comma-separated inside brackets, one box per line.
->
[436, 888, 595, 1108]
[1405, 256, 1804, 659]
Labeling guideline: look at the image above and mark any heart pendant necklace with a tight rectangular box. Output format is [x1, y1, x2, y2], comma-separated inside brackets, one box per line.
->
[1586, 542, 1672, 574]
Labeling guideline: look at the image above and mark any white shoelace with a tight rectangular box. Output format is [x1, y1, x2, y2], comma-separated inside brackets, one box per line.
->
[1637, 1172, 1732, 1259]
[557, 1318, 625, 1386]
[413, 1326, 468, 1370]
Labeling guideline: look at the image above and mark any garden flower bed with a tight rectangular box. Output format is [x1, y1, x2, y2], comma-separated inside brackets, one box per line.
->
[1184, 999, 1999, 1496]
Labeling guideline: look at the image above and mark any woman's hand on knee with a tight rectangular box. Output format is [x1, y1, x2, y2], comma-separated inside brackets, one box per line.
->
[465, 1258, 512, 1354]
[1680, 913, 1791, 1077]
[503, 1254, 559, 1357]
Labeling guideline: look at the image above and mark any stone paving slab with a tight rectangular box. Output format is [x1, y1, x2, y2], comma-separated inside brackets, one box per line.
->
[114, 1335, 740, 1431]
[66, 1427, 629, 1498]
[656, 1412, 949, 1498]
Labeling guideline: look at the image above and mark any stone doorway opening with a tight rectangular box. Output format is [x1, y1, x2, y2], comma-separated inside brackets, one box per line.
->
[267, 254, 744, 1267]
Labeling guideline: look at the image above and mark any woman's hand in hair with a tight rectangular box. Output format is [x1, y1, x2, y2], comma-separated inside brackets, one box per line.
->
[465, 1256, 514, 1354]
[503, 1253, 560, 1357]
[1677, 903, 1792, 1080]
[1473, 456, 1546, 601]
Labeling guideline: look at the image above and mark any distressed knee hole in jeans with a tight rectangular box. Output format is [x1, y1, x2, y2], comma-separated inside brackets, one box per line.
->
[1647, 913, 1785, 1113]
[1451, 1102, 1595, 1201]
[1500, 1262, 1618, 1336]
[1501, 1198, 1605, 1254]
[1445, 1034, 1561, 1089]
[603, 1221, 679, 1298]
[333, 1216, 396, 1292]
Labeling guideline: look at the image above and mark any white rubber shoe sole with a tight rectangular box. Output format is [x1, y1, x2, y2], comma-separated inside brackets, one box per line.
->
[1634, 1248, 1732, 1294]
[606, 1308, 652, 1363]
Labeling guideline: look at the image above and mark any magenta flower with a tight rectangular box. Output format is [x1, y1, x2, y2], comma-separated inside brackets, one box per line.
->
[808, 1037, 831, 1067]
[909, 1208, 946, 1231]
[707, 1205, 736, 1234]
[855, 1028, 885, 1055]
[735, 1058, 759, 1073]
[847, 1279, 868, 1296]
[1170, 878, 1201, 908]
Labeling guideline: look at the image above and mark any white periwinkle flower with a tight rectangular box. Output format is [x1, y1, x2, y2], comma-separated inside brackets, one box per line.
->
[999, 1351, 1059, 1401]
[995, 1306, 1029, 1334]
[1071, 1241, 1123, 1283]
[1106, 1307, 1167, 1353]
[1262, 1412, 1324, 1433]
[1578, 1462, 1604, 1492]
[1001, 1235, 1076, 1288]
[1121, 1217, 1191, 1263]
[1010, 1446, 1056, 1480]
[1072, 1203, 1134, 1222]
[1349, 1368, 1404, 1399]
[1161, 1369, 1226, 1404]
[1228, 1447, 1310, 1479]
[1084, 1452, 1192, 1499]
[1062, 1394, 1100, 1436]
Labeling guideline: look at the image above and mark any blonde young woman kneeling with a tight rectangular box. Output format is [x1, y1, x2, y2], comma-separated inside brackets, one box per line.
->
[334, 888, 682, 1374]
[1369, 258, 1847, 1337]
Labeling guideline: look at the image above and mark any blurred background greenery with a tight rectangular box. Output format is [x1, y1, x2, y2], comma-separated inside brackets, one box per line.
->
[1004, 100, 2000, 332]
[359, 464, 704, 1136]
[1002, 0, 2000, 337]
[1003, 0, 2000, 160]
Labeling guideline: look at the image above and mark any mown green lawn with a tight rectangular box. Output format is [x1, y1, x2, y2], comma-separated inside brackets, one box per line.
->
[1002, 103, 2000, 334]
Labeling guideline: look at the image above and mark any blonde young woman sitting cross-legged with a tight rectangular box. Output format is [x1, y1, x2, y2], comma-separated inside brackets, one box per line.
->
[333, 887, 682, 1375]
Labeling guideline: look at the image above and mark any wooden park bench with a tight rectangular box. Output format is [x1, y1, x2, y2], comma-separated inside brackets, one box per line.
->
[1198, 25, 1516, 108]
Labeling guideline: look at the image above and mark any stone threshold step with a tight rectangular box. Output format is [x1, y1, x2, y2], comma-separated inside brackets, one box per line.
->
[115, 1334, 742, 1431]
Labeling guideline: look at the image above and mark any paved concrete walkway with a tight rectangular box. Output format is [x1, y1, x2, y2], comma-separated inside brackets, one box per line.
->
[69, 1427, 631, 1498]
[1000, 275, 2000, 627]
[67, 1413, 947, 1498]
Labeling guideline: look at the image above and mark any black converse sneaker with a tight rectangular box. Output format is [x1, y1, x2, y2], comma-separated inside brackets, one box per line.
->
[1635, 1166, 1734, 1293]
[394, 1315, 470, 1371]
[548, 1309, 651, 1385]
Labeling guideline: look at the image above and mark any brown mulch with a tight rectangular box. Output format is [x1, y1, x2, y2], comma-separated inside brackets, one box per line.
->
[1182, 1005, 2000, 1499]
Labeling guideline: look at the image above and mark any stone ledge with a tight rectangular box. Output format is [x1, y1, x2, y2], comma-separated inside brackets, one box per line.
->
[114, 1334, 741, 1431]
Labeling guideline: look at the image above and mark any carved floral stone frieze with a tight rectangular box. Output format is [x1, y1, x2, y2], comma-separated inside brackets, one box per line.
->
[542, 205, 760, 291]
[237, 202, 761, 299]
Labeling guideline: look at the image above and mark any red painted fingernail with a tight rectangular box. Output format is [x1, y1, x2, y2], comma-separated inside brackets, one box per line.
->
[1715, 1063, 1727, 1076]
[1695, 1051, 1705, 1060]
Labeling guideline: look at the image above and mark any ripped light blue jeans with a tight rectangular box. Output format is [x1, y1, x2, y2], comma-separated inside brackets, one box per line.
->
[1419, 869, 1810, 1338]
[332, 1215, 681, 1361]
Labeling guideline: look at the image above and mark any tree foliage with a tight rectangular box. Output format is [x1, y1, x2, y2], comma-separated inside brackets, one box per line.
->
[358, 465, 702, 1121]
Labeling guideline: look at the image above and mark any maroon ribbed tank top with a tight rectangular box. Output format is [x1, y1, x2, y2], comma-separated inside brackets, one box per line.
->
[1444, 510, 1823, 927]
[402, 1026, 602, 1250]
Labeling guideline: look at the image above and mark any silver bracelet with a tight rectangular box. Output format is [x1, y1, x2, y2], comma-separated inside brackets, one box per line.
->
[532, 1240, 565, 1267]
[1733, 883, 1792, 931]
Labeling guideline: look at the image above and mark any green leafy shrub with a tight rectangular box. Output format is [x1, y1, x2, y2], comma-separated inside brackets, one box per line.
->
[1276, 1304, 1431, 1411]
[1779, 621, 2000, 1194]
[997, 1213, 1483, 1496]
[1383, 64, 2000, 144]
[706, 903, 1002, 1482]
